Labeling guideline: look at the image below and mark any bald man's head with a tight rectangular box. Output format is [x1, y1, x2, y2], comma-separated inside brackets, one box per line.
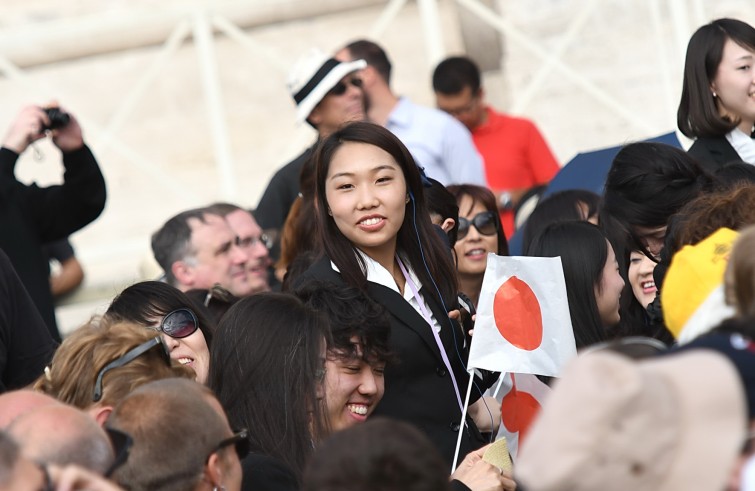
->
[8, 404, 114, 474]
[0, 390, 59, 429]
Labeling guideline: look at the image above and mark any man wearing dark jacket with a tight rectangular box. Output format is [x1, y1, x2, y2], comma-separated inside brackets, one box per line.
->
[1, 104, 106, 340]
[0, 248, 56, 392]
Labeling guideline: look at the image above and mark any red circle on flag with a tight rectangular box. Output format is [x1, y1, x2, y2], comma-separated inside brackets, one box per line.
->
[493, 276, 543, 351]
[501, 388, 541, 441]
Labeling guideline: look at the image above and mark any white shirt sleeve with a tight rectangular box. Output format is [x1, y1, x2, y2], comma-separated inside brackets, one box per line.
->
[441, 117, 488, 186]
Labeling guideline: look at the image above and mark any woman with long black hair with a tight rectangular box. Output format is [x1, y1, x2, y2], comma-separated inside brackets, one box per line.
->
[296, 121, 497, 467]
[528, 221, 625, 348]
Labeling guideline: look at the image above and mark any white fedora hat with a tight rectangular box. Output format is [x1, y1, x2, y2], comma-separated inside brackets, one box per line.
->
[287, 48, 366, 125]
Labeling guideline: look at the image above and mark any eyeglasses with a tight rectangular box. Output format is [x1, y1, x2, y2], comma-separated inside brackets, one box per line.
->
[443, 95, 481, 117]
[150, 308, 199, 339]
[237, 233, 273, 250]
[104, 428, 134, 478]
[457, 211, 498, 240]
[327, 77, 363, 97]
[204, 284, 237, 308]
[92, 336, 171, 402]
[207, 429, 250, 463]
[37, 462, 53, 491]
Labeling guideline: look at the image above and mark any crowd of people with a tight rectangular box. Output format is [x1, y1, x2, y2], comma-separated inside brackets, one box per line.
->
[1, 16, 755, 491]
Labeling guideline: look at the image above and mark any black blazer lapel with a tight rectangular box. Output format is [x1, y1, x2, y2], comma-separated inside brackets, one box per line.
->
[300, 256, 451, 365]
[366, 282, 446, 364]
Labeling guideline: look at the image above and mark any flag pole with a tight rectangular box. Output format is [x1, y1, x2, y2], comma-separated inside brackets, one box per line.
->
[492, 372, 506, 399]
[451, 370, 476, 473]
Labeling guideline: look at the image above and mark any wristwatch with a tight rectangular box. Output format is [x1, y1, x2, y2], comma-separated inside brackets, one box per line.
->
[499, 191, 513, 211]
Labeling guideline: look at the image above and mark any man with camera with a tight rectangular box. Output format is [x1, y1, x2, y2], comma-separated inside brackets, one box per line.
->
[1, 104, 106, 342]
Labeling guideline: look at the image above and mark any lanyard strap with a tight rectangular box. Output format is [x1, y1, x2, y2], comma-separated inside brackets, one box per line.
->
[396, 256, 464, 414]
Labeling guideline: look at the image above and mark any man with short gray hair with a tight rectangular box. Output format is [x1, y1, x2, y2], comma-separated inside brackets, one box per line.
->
[151, 208, 257, 297]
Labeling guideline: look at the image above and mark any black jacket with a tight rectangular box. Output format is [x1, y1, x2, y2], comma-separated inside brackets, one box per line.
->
[687, 136, 741, 172]
[0, 249, 56, 392]
[298, 256, 494, 466]
[241, 453, 298, 491]
[0, 145, 106, 340]
[255, 145, 315, 232]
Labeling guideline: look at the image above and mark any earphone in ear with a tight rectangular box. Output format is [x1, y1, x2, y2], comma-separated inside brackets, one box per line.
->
[408, 191, 415, 202]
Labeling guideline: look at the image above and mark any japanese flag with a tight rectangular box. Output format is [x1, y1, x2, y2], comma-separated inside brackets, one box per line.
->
[468, 255, 577, 376]
[491, 372, 551, 461]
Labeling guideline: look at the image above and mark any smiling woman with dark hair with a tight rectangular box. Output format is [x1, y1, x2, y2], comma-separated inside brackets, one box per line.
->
[678, 18, 755, 169]
[295, 121, 498, 467]
[105, 281, 214, 385]
[447, 184, 508, 308]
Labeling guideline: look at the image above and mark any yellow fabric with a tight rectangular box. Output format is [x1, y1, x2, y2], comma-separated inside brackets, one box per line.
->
[662, 228, 738, 338]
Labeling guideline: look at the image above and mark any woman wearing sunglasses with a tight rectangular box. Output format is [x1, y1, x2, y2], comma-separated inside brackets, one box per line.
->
[105, 281, 214, 385]
[447, 184, 509, 308]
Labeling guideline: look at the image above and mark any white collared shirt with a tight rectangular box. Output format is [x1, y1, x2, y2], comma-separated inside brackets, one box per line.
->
[725, 127, 755, 164]
[331, 249, 441, 334]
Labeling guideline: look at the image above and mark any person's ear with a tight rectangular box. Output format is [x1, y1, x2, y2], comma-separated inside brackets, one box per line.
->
[172, 261, 194, 287]
[308, 105, 323, 126]
[357, 66, 375, 87]
[204, 452, 225, 489]
[88, 405, 113, 426]
[440, 218, 456, 233]
[477, 87, 485, 101]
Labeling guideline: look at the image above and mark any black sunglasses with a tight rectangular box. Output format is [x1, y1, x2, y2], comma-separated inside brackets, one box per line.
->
[92, 336, 171, 402]
[207, 429, 250, 463]
[104, 427, 134, 478]
[152, 308, 199, 339]
[457, 211, 498, 240]
[38, 462, 53, 491]
[327, 77, 363, 97]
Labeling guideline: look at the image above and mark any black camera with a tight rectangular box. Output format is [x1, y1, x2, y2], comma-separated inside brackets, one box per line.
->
[42, 108, 70, 131]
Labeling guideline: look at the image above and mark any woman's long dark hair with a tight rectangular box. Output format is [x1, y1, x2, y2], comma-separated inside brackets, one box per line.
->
[600, 142, 716, 339]
[521, 189, 600, 255]
[208, 293, 329, 483]
[527, 221, 610, 349]
[105, 280, 215, 346]
[313, 121, 459, 306]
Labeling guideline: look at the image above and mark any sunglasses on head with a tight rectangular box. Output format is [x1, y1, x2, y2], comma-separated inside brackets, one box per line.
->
[457, 211, 498, 240]
[327, 77, 363, 97]
[207, 429, 250, 463]
[204, 284, 237, 308]
[93, 336, 171, 402]
[152, 308, 199, 339]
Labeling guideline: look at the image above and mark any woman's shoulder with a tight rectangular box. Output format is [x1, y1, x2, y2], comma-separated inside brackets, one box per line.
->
[688, 136, 739, 170]
[292, 255, 342, 286]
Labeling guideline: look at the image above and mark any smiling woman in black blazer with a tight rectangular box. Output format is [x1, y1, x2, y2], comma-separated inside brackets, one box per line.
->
[678, 18, 755, 170]
[296, 122, 495, 467]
